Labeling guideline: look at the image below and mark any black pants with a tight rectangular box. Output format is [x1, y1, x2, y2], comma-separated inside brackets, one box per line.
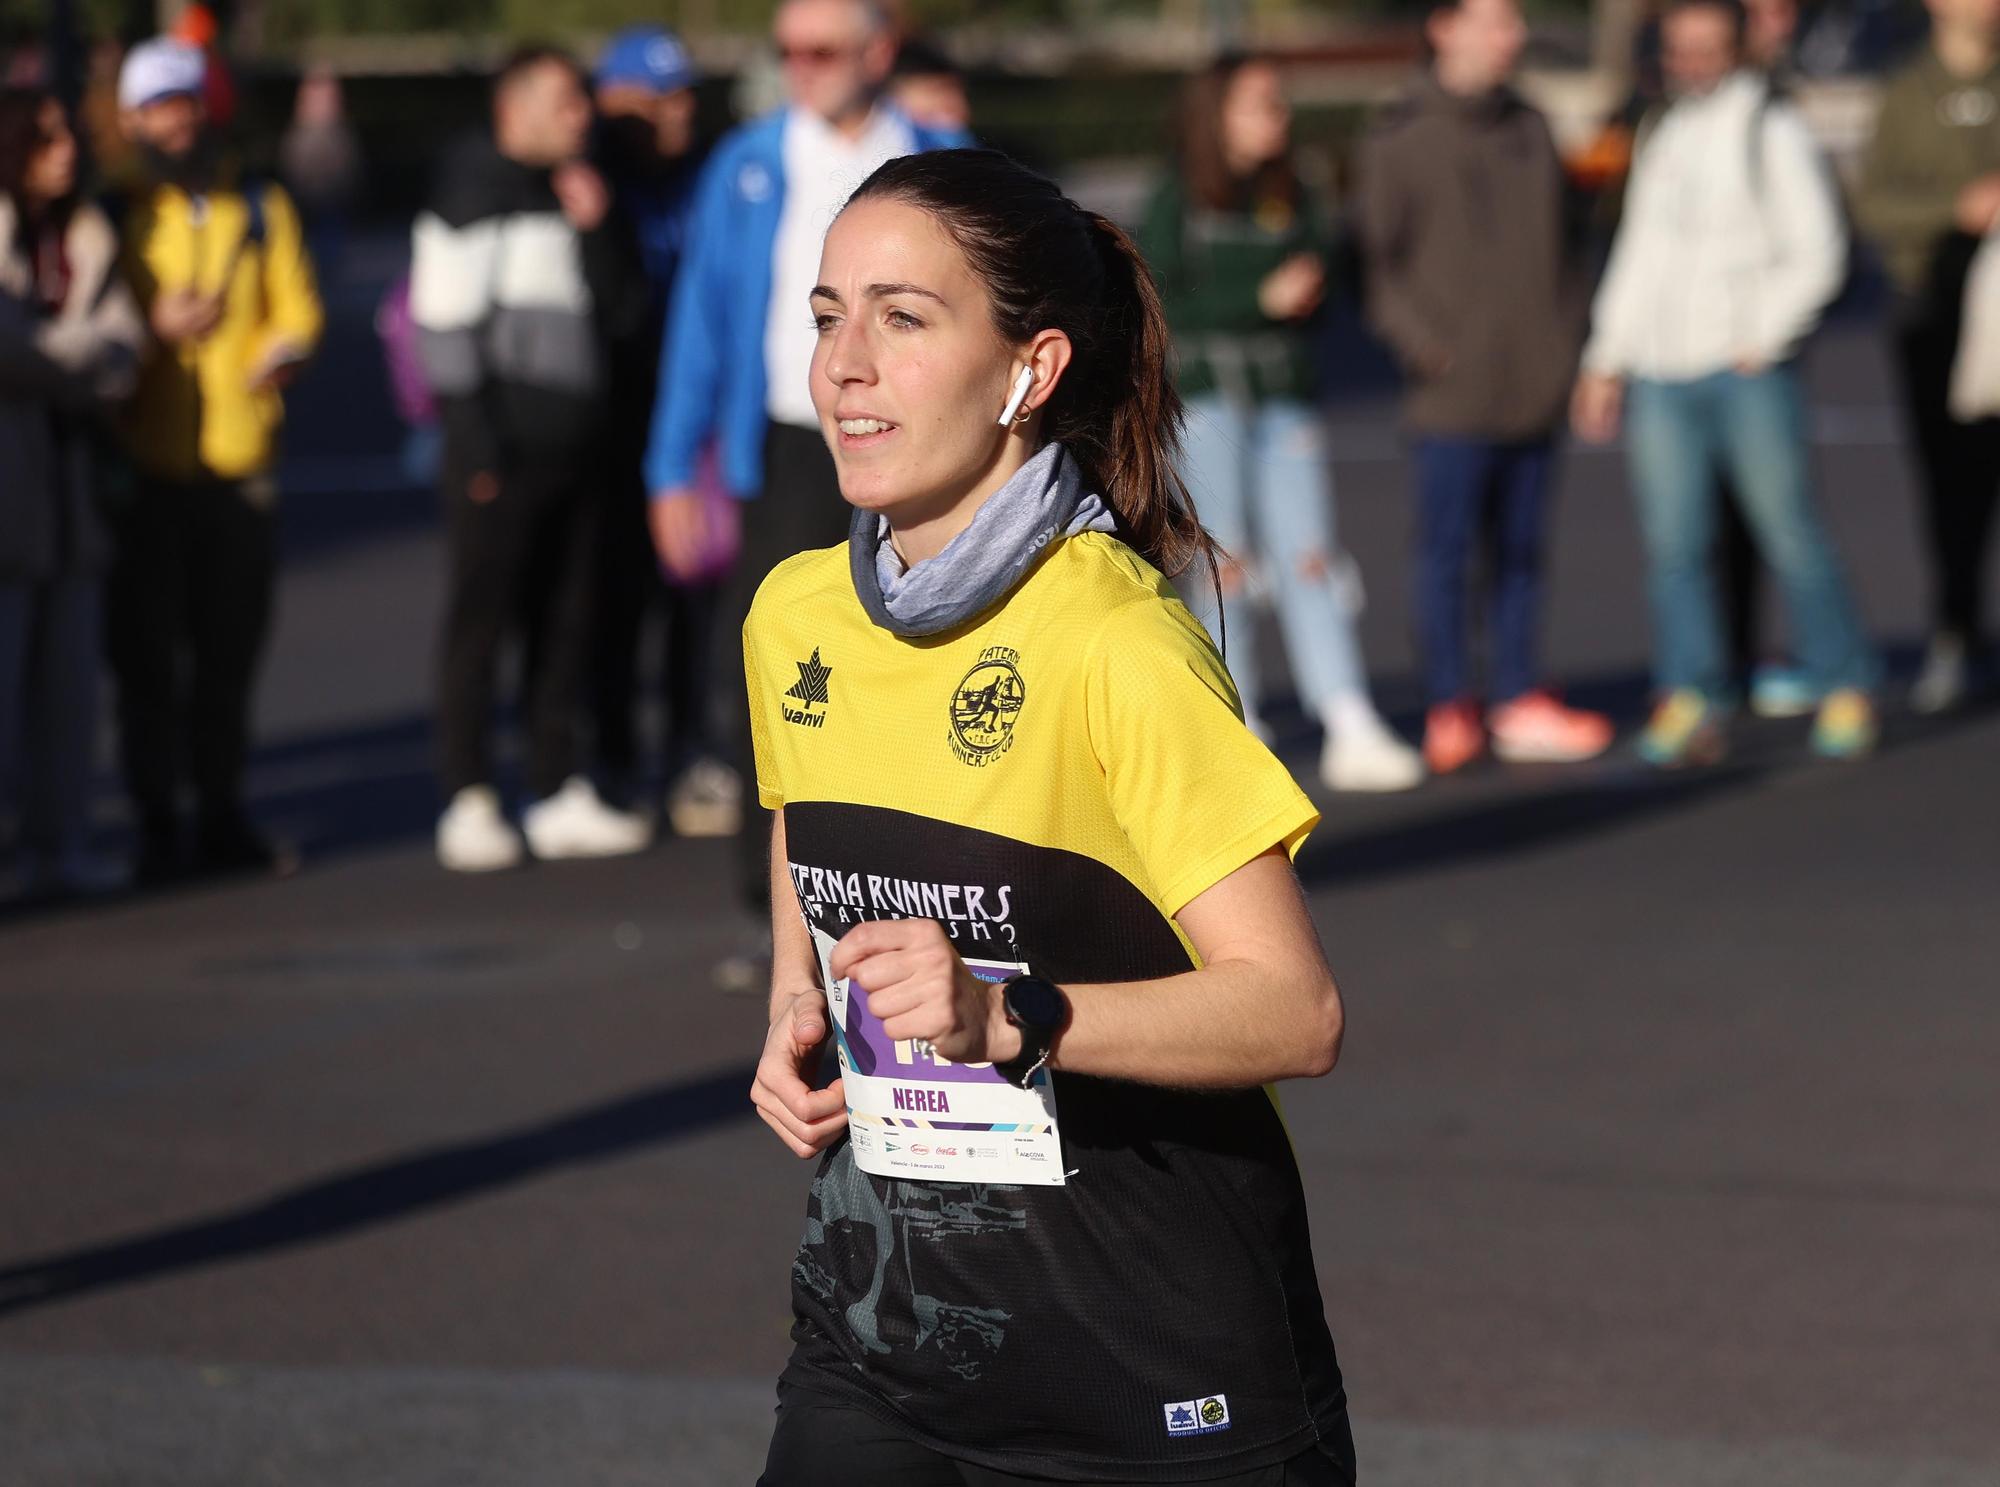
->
[436, 457, 598, 800]
[0, 575, 98, 860]
[105, 477, 275, 849]
[1895, 308, 2000, 644]
[760, 1382, 1356, 1487]
[590, 478, 721, 790]
[727, 421, 852, 906]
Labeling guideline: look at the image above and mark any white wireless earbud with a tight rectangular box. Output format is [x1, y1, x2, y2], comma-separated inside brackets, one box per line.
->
[997, 365, 1035, 427]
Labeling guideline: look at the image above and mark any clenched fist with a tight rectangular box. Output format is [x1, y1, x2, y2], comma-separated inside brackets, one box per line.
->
[830, 919, 1022, 1066]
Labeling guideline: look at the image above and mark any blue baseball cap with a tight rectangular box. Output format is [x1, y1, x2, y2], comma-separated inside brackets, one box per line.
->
[596, 27, 698, 95]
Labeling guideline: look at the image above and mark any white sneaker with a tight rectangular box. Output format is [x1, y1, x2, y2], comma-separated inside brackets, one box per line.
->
[668, 757, 744, 838]
[1320, 712, 1426, 793]
[1909, 634, 1969, 715]
[523, 776, 654, 861]
[437, 786, 524, 873]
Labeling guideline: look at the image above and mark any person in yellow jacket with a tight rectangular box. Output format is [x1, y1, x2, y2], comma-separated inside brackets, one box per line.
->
[107, 38, 323, 883]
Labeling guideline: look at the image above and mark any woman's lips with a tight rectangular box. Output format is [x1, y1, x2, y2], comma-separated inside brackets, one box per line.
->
[835, 416, 898, 449]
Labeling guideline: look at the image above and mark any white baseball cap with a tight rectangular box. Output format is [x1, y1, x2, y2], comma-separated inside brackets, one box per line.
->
[118, 38, 206, 112]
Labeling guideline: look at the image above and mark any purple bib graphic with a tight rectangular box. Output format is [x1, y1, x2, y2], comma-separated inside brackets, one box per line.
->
[838, 959, 1023, 1087]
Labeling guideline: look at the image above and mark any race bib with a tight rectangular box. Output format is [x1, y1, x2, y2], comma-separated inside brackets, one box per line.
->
[811, 925, 1065, 1186]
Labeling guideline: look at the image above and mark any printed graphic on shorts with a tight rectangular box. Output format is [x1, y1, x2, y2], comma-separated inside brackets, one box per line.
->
[949, 644, 1025, 765]
[1163, 1394, 1232, 1436]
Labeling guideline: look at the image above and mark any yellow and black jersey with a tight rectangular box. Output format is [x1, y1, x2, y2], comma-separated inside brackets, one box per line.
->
[745, 530, 1352, 1481]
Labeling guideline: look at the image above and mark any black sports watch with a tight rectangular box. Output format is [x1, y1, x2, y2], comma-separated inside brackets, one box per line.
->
[996, 973, 1068, 1089]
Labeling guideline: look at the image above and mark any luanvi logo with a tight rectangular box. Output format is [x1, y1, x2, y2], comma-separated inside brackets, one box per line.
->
[784, 648, 832, 728]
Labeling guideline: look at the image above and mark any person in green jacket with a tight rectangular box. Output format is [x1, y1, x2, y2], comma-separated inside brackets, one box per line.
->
[1855, 0, 2000, 713]
[1140, 55, 1422, 792]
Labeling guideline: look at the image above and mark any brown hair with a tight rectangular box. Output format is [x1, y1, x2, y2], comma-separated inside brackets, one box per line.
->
[1175, 54, 1302, 216]
[494, 43, 585, 100]
[846, 148, 1214, 581]
[0, 87, 72, 239]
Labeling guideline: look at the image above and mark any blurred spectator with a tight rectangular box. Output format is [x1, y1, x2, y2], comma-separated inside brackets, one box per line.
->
[0, 88, 142, 897]
[889, 37, 970, 134]
[169, 4, 236, 134]
[643, 0, 968, 918]
[1746, 0, 1804, 72]
[1573, 0, 1879, 765]
[278, 65, 362, 286]
[590, 26, 737, 832]
[1855, 0, 2000, 713]
[1142, 56, 1422, 792]
[1714, 0, 1815, 719]
[412, 46, 655, 873]
[108, 39, 322, 883]
[1356, 0, 1612, 777]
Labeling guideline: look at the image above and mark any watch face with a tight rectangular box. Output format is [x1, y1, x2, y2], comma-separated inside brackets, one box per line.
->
[1006, 975, 1065, 1031]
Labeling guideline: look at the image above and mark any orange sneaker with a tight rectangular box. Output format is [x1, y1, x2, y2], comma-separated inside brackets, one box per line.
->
[1489, 689, 1614, 764]
[1423, 699, 1487, 775]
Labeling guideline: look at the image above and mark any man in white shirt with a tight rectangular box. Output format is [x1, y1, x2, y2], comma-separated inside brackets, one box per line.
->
[1573, 0, 1880, 765]
[640, 0, 968, 937]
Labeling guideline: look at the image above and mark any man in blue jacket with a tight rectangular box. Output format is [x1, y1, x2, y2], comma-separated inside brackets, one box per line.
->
[644, 0, 968, 913]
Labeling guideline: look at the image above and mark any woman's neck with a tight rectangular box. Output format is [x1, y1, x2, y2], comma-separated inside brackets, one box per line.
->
[887, 438, 1039, 566]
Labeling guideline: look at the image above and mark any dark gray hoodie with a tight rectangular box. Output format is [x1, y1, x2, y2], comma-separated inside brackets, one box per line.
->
[1355, 73, 1589, 440]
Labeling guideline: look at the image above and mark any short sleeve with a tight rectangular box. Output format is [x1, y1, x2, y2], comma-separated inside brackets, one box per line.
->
[1085, 595, 1320, 917]
[741, 605, 784, 811]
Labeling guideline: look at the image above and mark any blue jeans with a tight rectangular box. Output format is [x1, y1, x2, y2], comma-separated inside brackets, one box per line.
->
[1626, 368, 1878, 701]
[1179, 394, 1370, 719]
[1412, 435, 1554, 706]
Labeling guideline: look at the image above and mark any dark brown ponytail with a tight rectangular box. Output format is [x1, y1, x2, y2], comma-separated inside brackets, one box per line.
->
[846, 149, 1216, 580]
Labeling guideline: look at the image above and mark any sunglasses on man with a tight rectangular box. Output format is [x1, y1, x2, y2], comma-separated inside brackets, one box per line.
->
[778, 41, 859, 64]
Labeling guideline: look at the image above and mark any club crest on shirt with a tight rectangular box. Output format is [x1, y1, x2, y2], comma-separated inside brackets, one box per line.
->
[949, 645, 1024, 765]
[784, 648, 832, 728]
[1163, 1393, 1232, 1436]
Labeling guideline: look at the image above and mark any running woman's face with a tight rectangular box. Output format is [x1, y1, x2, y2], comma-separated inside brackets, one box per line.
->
[810, 196, 1034, 523]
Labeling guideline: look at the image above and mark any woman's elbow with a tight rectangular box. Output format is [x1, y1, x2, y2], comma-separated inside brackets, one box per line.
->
[1295, 975, 1345, 1079]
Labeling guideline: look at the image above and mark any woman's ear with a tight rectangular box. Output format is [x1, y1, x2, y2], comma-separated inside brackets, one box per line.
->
[1019, 330, 1075, 417]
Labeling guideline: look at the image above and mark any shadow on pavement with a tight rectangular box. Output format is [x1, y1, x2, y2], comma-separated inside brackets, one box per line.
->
[0, 1064, 756, 1320]
[1295, 760, 1767, 889]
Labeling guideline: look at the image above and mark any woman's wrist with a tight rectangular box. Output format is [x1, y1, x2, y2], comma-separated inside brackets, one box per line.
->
[981, 978, 1025, 1065]
[768, 982, 822, 1026]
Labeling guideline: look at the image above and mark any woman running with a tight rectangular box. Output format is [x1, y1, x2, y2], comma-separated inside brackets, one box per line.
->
[1141, 55, 1421, 792]
[745, 148, 1357, 1485]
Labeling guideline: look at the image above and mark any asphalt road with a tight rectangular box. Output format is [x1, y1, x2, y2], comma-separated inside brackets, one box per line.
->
[1, 233, 1997, 1485]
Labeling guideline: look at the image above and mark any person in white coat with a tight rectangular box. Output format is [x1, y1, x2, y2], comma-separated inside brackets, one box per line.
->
[1572, 0, 1880, 765]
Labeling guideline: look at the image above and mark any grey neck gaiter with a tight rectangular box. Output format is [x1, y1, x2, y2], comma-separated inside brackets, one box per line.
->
[848, 441, 1117, 638]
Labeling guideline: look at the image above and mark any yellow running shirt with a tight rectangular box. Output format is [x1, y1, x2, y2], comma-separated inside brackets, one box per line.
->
[745, 528, 1354, 1481]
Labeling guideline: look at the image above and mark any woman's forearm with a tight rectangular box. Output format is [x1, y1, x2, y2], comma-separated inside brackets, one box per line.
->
[767, 810, 820, 1024]
[1046, 954, 1343, 1090]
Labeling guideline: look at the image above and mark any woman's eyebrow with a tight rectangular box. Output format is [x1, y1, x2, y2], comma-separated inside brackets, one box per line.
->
[865, 282, 947, 304]
[809, 283, 948, 306]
